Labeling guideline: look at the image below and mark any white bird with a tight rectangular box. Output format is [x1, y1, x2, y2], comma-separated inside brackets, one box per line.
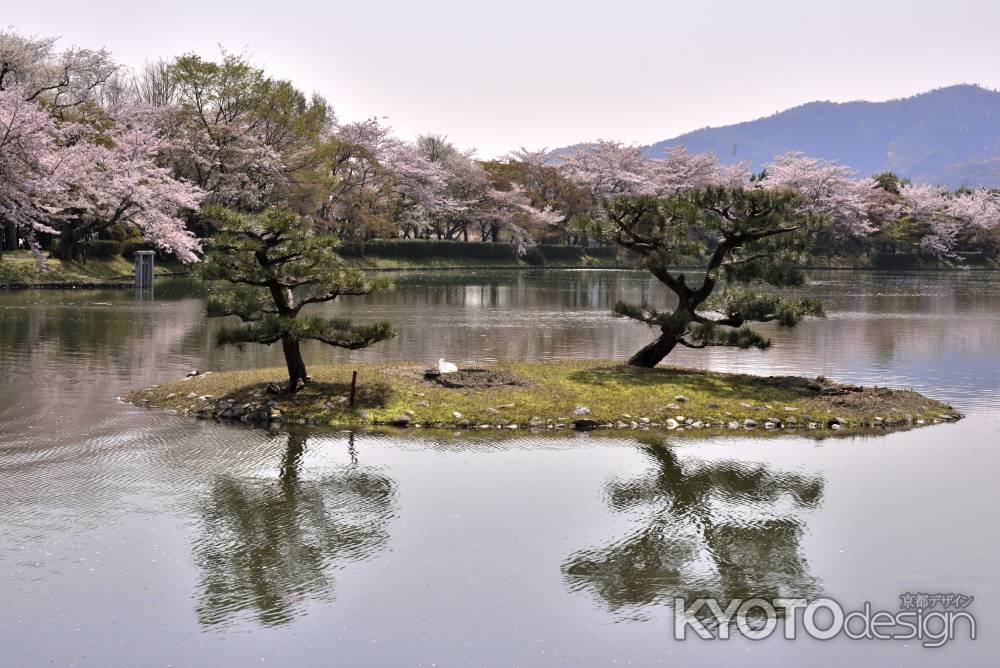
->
[438, 359, 458, 374]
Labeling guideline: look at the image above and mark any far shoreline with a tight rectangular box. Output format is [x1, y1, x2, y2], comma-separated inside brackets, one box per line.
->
[3, 259, 998, 291]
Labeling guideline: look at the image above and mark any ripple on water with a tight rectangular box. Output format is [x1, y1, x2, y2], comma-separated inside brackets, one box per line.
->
[189, 431, 398, 629]
[0, 271, 998, 663]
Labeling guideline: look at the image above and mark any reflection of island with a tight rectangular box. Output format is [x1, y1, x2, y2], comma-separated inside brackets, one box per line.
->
[563, 443, 823, 616]
[194, 432, 395, 627]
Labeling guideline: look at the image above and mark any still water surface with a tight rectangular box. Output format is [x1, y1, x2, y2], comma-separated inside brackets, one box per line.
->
[0, 269, 998, 666]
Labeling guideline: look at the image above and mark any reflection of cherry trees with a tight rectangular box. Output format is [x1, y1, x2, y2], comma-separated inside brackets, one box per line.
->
[0, 289, 203, 423]
[194, 432, 395, 627]
[563, 444, 823, 615]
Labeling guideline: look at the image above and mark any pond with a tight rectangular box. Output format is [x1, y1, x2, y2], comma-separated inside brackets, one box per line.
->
[0, 269, 998, 666]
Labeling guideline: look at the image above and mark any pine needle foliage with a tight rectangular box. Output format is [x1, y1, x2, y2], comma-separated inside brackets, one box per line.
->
[200, 207, 395, 391]
[605, 187, 827, 366]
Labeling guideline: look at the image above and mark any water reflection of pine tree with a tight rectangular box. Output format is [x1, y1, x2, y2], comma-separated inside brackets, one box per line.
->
[194, 431, 395, 627]
[563, 442, 824, 617]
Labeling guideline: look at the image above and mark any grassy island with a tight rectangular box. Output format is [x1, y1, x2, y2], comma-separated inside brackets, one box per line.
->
[126, 361, 961, 434]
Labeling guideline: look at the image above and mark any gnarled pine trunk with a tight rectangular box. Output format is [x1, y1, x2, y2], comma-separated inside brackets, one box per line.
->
[282, 336, 308, 393]
[628, 306, 693, 368]
[628, 332, 679, 368]
[268, 282, 308, 394]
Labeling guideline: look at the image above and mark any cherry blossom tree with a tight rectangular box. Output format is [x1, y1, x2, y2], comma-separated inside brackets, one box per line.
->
[385, 141, 456, 239]
[757, 152, 878, 236]
[897, 183, 1000, 257]
[0, 29, 116, 109]
[426, 143, 489, 240]
[650, 146, 725, 194]
[414, 142, 563, 245]
[561, 140, 653, 201]
[1, 84, 203, 263]
[561, 141, 748, 202]
[447, 156, 562, 247]
[560, 144, 887, 232]
[45, 111, 204, 261]
[328, 123, 562, 245]
[312, 119, 457, 240]
[164, 52, 331, 213]
[315, 118, 399, 237]
[0, 86, 61, 258]
[482, 148, 598, 245]
[471, 182, 562, 248]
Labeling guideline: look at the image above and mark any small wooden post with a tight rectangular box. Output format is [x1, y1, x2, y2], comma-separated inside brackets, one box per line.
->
[349, 370, 358, 407]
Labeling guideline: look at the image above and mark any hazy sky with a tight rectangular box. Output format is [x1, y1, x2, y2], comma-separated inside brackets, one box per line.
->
[7, 0, 1000, 156]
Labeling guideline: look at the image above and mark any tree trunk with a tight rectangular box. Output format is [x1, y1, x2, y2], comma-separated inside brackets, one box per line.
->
[282, 336, 308, 393]
[1, 222, 18, 251]
[628, 332, 679, 368]
[279, 433, 307, 482]
[55, 229, 78, 261]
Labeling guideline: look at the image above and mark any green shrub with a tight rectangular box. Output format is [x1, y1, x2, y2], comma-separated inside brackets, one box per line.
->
[84, 240, 123, 258]
[538, 244, 618, 261]
[584, 246, 618, 259]
[122, 239, 161, 260]
[956, 251, 991, 264]
[872, 252, 921, 269]
[337, 239, 519, 260]
[521, 246, 546, 265]
[537, 245, 584, 261]
[335, 239, 620, 262]
[106, 224, 132, 242]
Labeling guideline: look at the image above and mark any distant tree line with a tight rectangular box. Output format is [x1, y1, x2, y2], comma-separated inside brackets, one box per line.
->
[2, 27, 998, 268]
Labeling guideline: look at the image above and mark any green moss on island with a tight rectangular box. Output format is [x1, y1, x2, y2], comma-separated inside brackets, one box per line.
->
[126, 360, 961, 434]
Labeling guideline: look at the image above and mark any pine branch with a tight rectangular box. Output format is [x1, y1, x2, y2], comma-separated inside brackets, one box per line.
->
[206, 286, 277, 321]
[216, 318, 285, 346]
[688, 323, 772, 350]
[298, 317, 396, 349]
[612, 300, 662, 326]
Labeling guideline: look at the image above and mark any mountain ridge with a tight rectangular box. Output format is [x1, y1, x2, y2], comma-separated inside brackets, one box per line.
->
[578, 85, 1000, 188]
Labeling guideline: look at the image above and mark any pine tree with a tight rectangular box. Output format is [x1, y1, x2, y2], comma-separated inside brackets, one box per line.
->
[606, 187, 826, 367]
[200, 208, 395, 392]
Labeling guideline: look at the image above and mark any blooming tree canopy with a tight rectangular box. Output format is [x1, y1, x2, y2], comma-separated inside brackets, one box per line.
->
[897, 183, 1000, 256]
[323, 120, 562, 247]
[756, 152, 878, 236]
[561, 140, 653, 201]
[46, 112, 204, 261]
[0, 86, 61, 239]
[164, 52, 331, 213]
[0, 29, 117, 109]
[0, 83, 204, 262]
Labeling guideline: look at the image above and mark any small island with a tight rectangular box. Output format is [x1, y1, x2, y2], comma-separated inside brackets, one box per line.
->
[126, 361, 960, 434]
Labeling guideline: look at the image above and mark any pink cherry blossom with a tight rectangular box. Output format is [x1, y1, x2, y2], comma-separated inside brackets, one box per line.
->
[757, 152, 877, 236]
[0, 86, 62, 235]
[898, 183, 1000, 256]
